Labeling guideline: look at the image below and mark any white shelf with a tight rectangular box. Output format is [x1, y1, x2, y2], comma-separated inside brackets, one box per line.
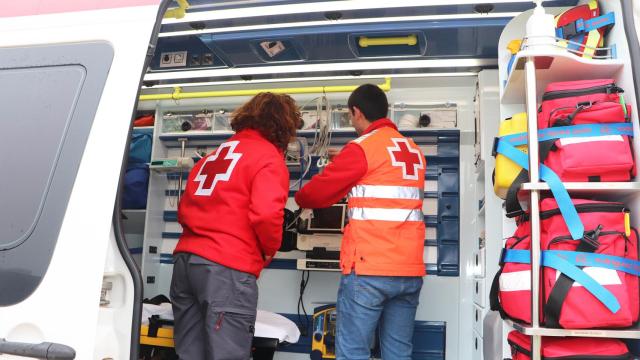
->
[506, 320, 640, 339]
[160, 130, 232, 137]
[501, 49, 624, 104]
[521, 182, 640, 195]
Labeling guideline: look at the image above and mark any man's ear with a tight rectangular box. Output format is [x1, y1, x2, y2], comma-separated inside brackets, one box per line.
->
[351, 106, 362, 120]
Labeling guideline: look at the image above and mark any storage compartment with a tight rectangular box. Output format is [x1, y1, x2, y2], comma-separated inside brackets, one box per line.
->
[473, 248, 486, 278]
[473, 303, 485, 336]
[472, 330, 483, 360]
[473, 278, 486, 307]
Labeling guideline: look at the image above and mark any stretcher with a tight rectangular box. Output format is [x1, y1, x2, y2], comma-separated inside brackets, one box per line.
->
[140, 304, 301, 360]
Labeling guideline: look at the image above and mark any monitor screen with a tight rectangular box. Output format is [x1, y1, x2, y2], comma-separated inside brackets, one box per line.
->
[307, 204, 346, 232]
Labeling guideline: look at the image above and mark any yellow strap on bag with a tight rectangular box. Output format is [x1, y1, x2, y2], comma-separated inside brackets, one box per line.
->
[555, 0, 605, 59]
[494, 113, 528, 199]
[507, 39, 522, 55]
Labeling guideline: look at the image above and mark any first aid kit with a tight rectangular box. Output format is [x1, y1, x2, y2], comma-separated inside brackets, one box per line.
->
[554, 0, 615, 59]
[493, 112, 528, 200]
[490, 198, 640, 329]
[538, 79, 635, 183]
[507, 331, 632, 360]
[493, 79, 635, 241]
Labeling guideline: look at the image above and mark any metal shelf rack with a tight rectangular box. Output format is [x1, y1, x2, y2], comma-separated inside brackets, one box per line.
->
[510, 52, 640, 360]
[497, 3, 640, 358]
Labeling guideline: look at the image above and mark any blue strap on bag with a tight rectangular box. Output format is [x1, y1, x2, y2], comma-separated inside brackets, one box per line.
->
[495, 123, 634, 240]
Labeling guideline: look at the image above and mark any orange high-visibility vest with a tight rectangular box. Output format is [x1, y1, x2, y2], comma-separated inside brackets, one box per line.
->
[341, 126, 426, 276]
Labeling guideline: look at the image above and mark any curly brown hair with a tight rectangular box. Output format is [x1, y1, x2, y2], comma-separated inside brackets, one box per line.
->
[230, 92, 301, 150]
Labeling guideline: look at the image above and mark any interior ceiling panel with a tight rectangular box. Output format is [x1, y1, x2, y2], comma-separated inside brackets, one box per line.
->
[151, 17, 508, 71]
[161, 0, 579, 33]
[149, 1, 579, 79]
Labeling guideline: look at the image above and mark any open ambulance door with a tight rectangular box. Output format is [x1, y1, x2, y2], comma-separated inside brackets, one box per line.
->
[0, 1, 168, 359]
[622, 0, 640, 95]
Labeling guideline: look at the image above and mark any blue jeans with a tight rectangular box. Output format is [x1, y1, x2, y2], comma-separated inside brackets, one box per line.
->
[336, 272, 423, 360]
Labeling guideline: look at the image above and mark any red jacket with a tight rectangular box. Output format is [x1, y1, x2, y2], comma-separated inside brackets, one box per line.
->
[295, 119, 394, 208]
[174, 129, 289, 276]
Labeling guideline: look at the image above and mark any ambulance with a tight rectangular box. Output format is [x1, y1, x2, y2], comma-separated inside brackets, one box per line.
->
[1, 1, 640, 359]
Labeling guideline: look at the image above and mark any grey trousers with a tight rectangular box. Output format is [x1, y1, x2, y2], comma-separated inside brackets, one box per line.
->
[170, 253, 258, 360]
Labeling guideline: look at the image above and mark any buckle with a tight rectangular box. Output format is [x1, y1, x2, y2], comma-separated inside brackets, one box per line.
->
[148, 315, 161, 337]
[506, 209, 525, 218]
[577, 101, 593, 108]
[581, 225, 603, 251]
[559, 21, 579, 39]
[492, 137, 500, 157]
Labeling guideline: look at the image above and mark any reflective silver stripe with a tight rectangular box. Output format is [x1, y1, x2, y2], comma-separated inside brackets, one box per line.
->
[348, 207, 424, 222]
[351, 130, 378, 144]
[349, 185, 423, 200]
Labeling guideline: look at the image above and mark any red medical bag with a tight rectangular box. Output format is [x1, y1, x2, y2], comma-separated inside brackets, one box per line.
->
[508, 331, 631, 360]
[538, 79, 635, 182]
[539, 79, 627, 128]
[491, 198, 640, 329]
[497, 79, 635, 220]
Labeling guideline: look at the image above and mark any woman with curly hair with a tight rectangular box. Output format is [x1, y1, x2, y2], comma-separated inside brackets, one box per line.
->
[170, 93, 301, 360]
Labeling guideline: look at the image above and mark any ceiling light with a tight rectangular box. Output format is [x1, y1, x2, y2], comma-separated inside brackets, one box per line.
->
[141, 72, 478, 90]
[144, 59, 496, 81]
[159, 12, 518, 37]
[161, 0, 531, 24]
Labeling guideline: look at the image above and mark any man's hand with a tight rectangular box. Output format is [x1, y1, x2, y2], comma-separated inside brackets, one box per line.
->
[298, 208, 313, 221]
[328, 147, 341, 160]
[264, 255, 273, 266]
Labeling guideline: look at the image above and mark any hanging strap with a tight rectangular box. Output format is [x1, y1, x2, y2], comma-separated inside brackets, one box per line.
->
[489, 249, 510, 319]
[502, 249, 637, 314]
[544, 251, 621, 314]
[544, 226, 601, 328]
[504, 139, 557, 218]
[496, 141, 584, 239]
[504, 169, 530, 218]
[548, 250, 640, 276]
[556, 12, 616, 39]
[499, 123, 634, 147]
[498, 122, 633, 219]
[504, 249, 640, 277]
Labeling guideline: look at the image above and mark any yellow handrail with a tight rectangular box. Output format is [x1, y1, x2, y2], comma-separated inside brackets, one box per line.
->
[164, 0, 189, 19]
[139, 77, 391, 101]
[359, 35, 417, 48]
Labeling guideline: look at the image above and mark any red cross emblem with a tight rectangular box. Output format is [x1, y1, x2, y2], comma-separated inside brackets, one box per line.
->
[387, 138, 424, 180]
[194, 141, 243, 196]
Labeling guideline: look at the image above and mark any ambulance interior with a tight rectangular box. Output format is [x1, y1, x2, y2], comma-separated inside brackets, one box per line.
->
[4, 0, 640, 360]
[117, 1, 640, 359]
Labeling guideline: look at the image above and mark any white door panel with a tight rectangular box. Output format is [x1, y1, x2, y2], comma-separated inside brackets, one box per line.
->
[0, 2, 163, 359]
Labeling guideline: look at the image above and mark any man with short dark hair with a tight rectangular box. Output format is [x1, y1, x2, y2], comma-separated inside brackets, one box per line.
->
[295, 84, 426, 360]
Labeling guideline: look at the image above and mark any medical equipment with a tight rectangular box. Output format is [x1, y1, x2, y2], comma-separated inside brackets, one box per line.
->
[301, 204, 347, 234]
[150, 138, 193, 207]
[296, 259, 340, 271]
[311, 304, 337, 360]
[140, 305, 301, 360]
[148, 157, 194, 172]
[310, 304, 382, 359]
[161, 111, 213, 134]
[295, 204, 346, 271]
